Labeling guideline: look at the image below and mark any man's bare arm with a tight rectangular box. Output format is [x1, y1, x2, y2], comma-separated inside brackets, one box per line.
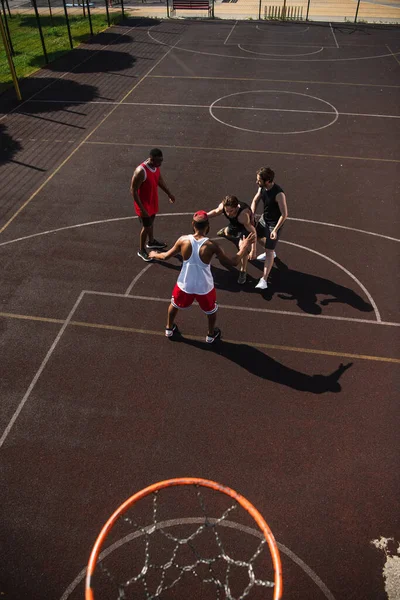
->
[250, 187, 262, 215]
[158, 173, 176, 203]
[148, 237, 183, 260]
[207, 203, 224, 219]
[270, 193, 288, 239]
[130, 167, 148, 216]
[238, 211, 257, 258]
[213, 233, 255, 268]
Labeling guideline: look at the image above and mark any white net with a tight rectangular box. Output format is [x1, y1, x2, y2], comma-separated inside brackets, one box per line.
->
[91, 485, 277, 600]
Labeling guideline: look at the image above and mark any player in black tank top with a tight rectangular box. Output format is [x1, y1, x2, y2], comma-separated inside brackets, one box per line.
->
[250, 168, 289, 290]
[207, 195, 257, 284]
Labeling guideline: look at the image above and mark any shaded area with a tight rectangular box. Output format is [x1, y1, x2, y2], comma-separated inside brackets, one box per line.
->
[172, 333, 354, 394]
[30, 48, 137, 73]
[0, 124, 22, 165]
[211, 259, 374, 316]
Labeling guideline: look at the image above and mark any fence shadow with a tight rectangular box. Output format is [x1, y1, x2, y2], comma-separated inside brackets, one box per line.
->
[30, 48, 137, 73]
[0, 124, 23, 165]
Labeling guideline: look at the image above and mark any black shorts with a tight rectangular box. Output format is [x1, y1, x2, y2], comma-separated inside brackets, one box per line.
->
[139, 214, 156, 228]
[256, 220, 283, 250]
[226, 225, 252, 239]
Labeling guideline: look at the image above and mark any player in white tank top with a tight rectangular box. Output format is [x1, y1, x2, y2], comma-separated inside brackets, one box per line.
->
[148, 211, 255, 343]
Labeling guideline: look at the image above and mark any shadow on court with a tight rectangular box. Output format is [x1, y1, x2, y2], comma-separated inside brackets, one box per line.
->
[212, 260, 374, 315]
[30, 49, 137, 73]
[0, 124, 22, 166]
[172, 334, 353, 394]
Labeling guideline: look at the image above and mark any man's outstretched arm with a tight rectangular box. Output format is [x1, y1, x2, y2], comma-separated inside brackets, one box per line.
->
[148, 237, 183, 260]
[213, 233, 255, 267]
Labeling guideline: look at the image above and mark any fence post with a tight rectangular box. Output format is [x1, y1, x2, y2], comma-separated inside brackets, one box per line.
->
[47, 0, 54, 26]
[104, 0, 110, 26]
[258, 0, 262, 20]
[0, 0, 14, 55]
[31, 0, 48, 63]
[62, 0, 73, 49]
[86, 0, 93, 36]
[167, 0, 170, 18]
[354, 0, 361, 22]
[121, 0, 125, 19]
[306, 0, 310, 20]
[0, 9, 21, 99]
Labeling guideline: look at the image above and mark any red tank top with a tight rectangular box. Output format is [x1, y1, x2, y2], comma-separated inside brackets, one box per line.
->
[134, 161, 160, 217]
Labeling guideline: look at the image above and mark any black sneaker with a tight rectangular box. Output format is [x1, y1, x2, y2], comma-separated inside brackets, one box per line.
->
[165, 324, 178, 338]
[137, 250, 152, 262]
[146, 239, 167, 250]
[217, 228, 227, 237]
[206, 328, 222, 344]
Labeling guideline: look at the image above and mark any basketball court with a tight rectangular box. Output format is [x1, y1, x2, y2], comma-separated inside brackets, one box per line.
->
[1, 17, 399, 600]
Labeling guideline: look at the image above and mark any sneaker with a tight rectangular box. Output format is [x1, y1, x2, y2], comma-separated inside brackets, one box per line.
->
[237, 271, 247, 285]
[137, 250, 153, 262]
[255, 277, 268, 290]
[146, 239, 167, 249]
[165, 324, 178, 338]
[217, 228, 227, 237]
[206, 328, 222, 344]
[256, 251, 277, 261]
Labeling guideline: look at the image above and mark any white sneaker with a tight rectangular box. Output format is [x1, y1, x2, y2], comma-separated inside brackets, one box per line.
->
[256, 251, 276, 261]
[255, 278, 268, 290]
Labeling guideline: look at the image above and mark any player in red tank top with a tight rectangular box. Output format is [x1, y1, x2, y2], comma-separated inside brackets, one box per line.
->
[130, 148, 176, 261]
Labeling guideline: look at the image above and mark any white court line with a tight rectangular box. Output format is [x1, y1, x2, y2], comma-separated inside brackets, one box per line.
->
[281, 240, 381, 322]
[329, 23, 339, 49]
[26, 100, 400, 120]
[0, 213, 399, 249]
[0, 291, 85, 450]
[0, 24, 140, 123]
[386, 44, 400, 67]
[0, 36, 181, 235]
[86, 291, 400, 327]
[59, 518, 336, 600]
[238, 44, 325, 57]
[224, 20, 237, 45]
[125, 263, 153, 296]
[147, 29, 400, 62]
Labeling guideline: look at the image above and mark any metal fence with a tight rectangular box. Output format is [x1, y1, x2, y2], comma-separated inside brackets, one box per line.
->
[0, 0, 125, 96]
[1, 0, 399, 98]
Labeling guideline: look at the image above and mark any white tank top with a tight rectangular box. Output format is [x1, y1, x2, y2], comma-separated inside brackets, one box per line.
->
[177, 235, 214, 295]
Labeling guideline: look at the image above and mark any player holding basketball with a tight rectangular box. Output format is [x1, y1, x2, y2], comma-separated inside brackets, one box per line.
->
[148, 211, 255, 343]
[130, 148, 176, 262]
[207, 195, 257, 284]
[251, 167, 288, 290]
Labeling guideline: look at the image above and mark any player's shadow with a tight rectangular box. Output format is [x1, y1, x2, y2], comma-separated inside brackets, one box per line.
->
[173, 335, 353, 394]
[212, 259, 374, 316]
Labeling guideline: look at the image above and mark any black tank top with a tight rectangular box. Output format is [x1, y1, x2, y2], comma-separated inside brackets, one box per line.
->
[261, 184, 284, 224]
[223, 202, 253, 228]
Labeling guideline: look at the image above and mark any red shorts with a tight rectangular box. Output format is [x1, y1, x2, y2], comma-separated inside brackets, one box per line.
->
[171, 284, 218, 314]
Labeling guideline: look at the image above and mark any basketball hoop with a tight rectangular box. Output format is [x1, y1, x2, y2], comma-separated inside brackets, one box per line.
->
[85, 477, 283, 600]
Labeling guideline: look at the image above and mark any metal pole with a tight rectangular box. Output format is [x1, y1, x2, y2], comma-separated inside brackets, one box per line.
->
[31, 0, 48, 63]
[120, 0, 125, 19]
[62, 0, 73, 49]
[306, 0, 310, 20]
[1, 0, 14, 55]
[282, 0, 286, 20]
[47, 0, 54, 26]
[4, 0, 10, 17]
[104, 0, 110, 26]
[86, 0, 93, 36]
[354, 0, 361, 22]
[258, 0, 261, 20]
[167, 0, 170, 18]
[0, 10, 21, 100]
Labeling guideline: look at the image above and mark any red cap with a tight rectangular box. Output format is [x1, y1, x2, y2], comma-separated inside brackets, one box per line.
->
[193, 210, 208, 222]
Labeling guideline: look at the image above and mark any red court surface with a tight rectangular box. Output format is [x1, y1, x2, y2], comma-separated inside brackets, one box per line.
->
[1, 17, 399, 600]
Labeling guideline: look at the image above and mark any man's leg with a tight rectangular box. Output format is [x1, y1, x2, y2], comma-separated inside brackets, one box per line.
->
[207, 311, 217, 337]
[166, 303, 178, 330]
[146, 216, 167, 249]
[140, 224, 152, 252]
[262, 249, 275, 280]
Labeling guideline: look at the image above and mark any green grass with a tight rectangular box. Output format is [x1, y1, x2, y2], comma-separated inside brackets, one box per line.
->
[0, 11, 123, 93]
